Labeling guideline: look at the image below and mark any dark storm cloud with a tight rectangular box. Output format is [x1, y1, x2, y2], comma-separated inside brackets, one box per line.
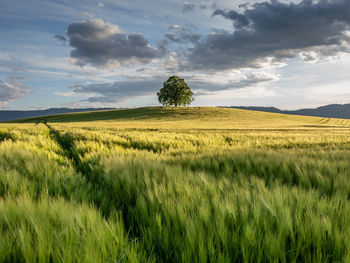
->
[212, 9, 250, 28]
[0, 76, 30, 104]
[66, 19, 164, 67]
[188, 0, 350, 70]
[70, 73, 274, 103]
[54, 34, 67, 44]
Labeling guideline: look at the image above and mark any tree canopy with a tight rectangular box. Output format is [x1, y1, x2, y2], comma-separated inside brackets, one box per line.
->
[157, 76, 194, 107]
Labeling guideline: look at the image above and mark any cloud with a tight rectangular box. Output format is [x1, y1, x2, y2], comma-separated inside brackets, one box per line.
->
[75, 11, 94, 19]
[199, 3, 214, 10]
[70, 78, 163, 103]
[168, 25, 182, 30]
[0, 61, 29, 104]
[0, 76, 30, 104]
[98, 2, 104, 7]
[181, 1, 217, 13]
[54, 34, 67, 44]
[69, 71, 276, 103]
[0, 63, 25, 73]
[182, 2, 195, 13]
[165, 25, 201, 44]
[67, 19, 164, 68]
[212, 9, 250, 28]
[54, 91, 78, 97]
[300, 51, 318, 63]
[187, 0, 350, 71]
[189, 72, 278, 94]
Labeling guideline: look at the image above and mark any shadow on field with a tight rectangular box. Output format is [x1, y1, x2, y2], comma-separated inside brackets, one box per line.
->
[9, 107, 178, 123]
[116, 134, 169, 153]
[36, 121, 350, 262]
[0, 130, 13, 142]
[41, 122, 143, 240]
[165, 150, 350, 199]
[41, 122, 203, 262]
[39, 122, 111, 207]
[44, 123, 97, 181]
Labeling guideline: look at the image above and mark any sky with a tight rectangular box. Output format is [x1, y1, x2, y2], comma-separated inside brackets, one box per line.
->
[1, 0, 350, 110]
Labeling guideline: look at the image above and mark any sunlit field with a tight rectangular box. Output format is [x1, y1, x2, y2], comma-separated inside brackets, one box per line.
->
[1, 107, 350, 262]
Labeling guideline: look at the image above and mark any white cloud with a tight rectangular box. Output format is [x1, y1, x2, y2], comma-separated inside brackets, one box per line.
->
[0, 77, 30, 105]
[54, 91, 78, 97]
[75, 11, 94, 19]
[300, 51, 319, 63]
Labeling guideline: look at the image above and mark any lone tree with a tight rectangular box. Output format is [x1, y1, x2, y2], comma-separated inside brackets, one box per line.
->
[157, 76, 194, 107]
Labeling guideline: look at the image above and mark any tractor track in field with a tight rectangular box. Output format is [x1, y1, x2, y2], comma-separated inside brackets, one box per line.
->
[42, 122, 155, 258]
[43, 122, 116, 215]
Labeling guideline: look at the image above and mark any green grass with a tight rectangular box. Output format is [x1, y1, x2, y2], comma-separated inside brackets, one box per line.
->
[1, 107, 350, 262]
[5, 106, 350, 129]
[0, 196, 143, 263]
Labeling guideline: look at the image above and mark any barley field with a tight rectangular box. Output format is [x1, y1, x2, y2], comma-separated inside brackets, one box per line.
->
[1, 107, 350, 262]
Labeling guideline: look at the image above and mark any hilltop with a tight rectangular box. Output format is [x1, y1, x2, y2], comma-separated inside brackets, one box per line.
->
[2, 103, 350, 122]
[4, 107, 350, 130]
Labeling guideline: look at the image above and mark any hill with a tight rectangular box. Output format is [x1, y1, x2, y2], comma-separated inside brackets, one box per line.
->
[2, 103, 350, 122]
[0, 108, 114, 122]
[1, 106, 350, 262]
[5, 106, 350, 130]
[1, 107, 350, 262]
[228, 103, 350, 119]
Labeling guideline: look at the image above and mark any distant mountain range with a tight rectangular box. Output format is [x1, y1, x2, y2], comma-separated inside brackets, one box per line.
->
[226, 104, 350, 119]
[0, 108, 115, 122]
[1, 104, 350, 122]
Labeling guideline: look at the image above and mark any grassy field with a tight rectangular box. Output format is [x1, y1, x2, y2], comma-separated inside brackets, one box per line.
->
[1, 107, 350, 262]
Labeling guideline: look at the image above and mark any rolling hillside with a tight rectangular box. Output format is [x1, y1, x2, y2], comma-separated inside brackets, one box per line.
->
[0, 108, 115, 122]
[229, 103, 350, 119]
[5, 106, 350, 130]
[2, 103, 350, 122]
[1, 107, 350, 262]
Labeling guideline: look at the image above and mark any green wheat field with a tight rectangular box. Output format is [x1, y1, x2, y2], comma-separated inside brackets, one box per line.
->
[1, 107, 350, 262]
